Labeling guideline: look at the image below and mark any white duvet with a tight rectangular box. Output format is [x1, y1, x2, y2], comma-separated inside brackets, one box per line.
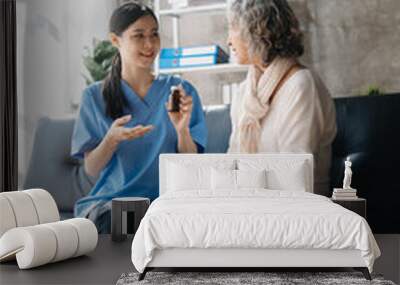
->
[131, 190, 380, 273]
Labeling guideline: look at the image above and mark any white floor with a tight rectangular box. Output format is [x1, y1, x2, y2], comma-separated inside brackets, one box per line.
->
[374, 234, 400, 284]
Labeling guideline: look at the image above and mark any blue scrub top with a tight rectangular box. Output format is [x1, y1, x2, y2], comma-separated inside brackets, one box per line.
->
[71, 74, 207, 217]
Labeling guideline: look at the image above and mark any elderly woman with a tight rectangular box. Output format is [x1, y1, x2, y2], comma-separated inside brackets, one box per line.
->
[227, 0, 337, 196]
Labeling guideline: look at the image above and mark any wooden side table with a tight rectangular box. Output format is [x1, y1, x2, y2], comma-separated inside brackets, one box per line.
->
[331, 198, 367, 219]
[111, 197, 150, 242]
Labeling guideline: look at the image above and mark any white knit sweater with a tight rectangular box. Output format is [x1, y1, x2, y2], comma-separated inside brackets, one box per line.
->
[228, 69, 337, 196]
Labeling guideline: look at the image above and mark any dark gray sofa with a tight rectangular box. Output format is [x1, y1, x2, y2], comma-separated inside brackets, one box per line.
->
[24, 95, 400, 233]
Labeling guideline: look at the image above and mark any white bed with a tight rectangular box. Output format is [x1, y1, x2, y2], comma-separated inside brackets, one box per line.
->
[131, 154, 380, 280]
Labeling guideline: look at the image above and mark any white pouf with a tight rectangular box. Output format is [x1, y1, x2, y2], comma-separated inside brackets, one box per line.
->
[24, 188, 60, 224]
[1, 191, 40, 228]
[0, 189, 60, 237]
[0, 196, 17, 237]
[0, 189, 98, 269]
[0, 218, 98, 269]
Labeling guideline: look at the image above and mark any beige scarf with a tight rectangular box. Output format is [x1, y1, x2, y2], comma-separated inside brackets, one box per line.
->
[238, 57, 297, 153]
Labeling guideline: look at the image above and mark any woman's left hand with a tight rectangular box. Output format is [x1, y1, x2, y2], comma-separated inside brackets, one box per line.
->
[166, 85, 193, 133]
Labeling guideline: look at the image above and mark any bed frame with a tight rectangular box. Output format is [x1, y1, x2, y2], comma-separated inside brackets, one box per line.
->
[140, 248, 370, 280]
[138, 154, 372, 281]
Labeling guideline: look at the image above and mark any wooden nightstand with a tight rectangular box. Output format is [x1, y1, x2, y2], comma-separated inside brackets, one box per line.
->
[331, 198, 367, 219]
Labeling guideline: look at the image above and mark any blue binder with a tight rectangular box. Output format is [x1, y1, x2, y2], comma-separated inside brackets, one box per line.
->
[160, 45, 229, 59]
[159, 54, 229, 69]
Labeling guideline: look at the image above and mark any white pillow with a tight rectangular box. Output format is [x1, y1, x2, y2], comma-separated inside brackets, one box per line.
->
[211, 168, 236, 190]
[167, 162, 210, 191]
[236, 169, 267, 189]
[211, 169, 267, 190]
[166, 160, 236, 192]
[266, 166, 307, 191]
[238, 159, 309, 192]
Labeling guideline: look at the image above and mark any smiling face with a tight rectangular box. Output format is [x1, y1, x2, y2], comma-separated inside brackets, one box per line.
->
[110, 15, 160, 70]
[227, 23, 250, 65]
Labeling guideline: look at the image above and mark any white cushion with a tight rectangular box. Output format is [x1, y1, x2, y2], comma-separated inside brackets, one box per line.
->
[0, 189, 60, 238]
[166, 160, 235, 192]
[236, 169, 267, 189]
[0, 196, 17, 237]
[0, 191, 39, 227]
[0, 226, 57, 268]
[24, 189, 60, 224]
[238, 159, 309, 192]
[0, 189, 97, 269]
[0, 218, 98, 269]
[64, 218, 98, 257]
[211, 168, 236, 190]
[211, 169, 268, 191]
[167, 162, 210, 191]
[266, 166, 307, 191]
[42, 222, 79, 262]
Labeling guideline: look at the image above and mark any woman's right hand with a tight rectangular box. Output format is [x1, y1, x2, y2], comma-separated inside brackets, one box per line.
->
[104, 114, 154, 149]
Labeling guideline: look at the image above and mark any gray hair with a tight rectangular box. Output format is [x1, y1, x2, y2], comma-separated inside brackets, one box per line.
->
[228, 0, 304, 64]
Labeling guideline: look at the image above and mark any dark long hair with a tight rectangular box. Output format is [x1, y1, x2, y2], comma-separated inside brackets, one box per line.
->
[103, 2, 158, 120]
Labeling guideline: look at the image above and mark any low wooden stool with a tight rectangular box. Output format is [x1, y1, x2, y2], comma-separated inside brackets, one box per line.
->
[111, 197, 150, 242]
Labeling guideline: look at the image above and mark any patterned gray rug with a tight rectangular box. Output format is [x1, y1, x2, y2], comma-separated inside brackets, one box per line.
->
[116, 271, 396, 285]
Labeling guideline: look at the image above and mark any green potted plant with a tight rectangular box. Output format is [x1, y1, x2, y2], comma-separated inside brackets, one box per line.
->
[363, 85, 384, 96]
[82, 38, 118, 85]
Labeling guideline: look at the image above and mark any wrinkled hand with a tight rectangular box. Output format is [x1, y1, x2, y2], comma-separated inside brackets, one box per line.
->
[166, 85, 193, 133]
[104, 114, 154, 148]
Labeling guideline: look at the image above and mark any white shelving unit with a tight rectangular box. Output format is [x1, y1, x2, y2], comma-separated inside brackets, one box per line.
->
[154, 0, 248, 75]
[157, 63, 248, 75]
[158, 2, 227, 16]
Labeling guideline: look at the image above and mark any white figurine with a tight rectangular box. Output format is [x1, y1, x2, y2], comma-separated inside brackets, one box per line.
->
[343, 157, 353, 189]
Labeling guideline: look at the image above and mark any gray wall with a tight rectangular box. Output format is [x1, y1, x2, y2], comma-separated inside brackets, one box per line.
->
[159, 0, 400, 105]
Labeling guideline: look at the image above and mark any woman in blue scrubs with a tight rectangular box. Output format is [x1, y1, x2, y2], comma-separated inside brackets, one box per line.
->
[71, 3, 207, 233]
